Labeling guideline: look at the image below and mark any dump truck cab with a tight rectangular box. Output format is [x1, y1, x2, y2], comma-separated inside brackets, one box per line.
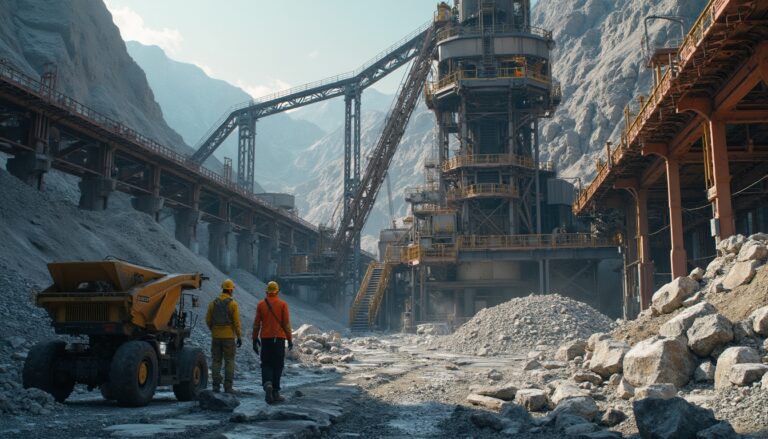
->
[24, 260, 208, 407]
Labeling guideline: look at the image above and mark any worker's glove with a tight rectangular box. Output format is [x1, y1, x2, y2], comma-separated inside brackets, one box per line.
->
[253, 339, 260, 354]
[236, 337, 242, 348]
[287, 340, 294, 351]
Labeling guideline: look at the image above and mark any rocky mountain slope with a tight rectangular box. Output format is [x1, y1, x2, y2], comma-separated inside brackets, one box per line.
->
[126, 42, 326, 191]
[0, 0, 185, 149]
[532, 0, 708, 179]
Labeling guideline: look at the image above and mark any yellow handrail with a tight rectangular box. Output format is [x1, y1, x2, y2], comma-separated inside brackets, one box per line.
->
[426, 66, 552, 97]
[443, 153, 554, 172]
[367, 264, 392, 326]
[447, 183, 519, 200]
[349, 262, 377, 325]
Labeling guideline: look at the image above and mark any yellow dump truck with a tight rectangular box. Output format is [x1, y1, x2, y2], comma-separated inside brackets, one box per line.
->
[23, 260, 208, 407]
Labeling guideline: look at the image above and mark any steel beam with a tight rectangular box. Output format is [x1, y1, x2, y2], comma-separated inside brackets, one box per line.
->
[237, 113, 256, 192]
[707, 118, 736, 240]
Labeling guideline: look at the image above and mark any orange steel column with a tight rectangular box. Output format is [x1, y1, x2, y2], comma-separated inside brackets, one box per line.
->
[636, 188, 653, 308]
[708, 119, 735, 239]
[665, 157, 688, 279]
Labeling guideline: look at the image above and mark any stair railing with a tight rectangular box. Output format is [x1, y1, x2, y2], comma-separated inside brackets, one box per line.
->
[367, 264, 393, 326]
[349, 262, 378, 325]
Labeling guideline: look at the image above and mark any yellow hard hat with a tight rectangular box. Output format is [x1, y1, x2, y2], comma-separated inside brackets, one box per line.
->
[221, 279, 235, 291]
[266, 281, 279, 293]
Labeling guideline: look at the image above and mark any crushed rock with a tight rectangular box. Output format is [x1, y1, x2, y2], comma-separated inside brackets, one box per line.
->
[439, 294, 615, 355]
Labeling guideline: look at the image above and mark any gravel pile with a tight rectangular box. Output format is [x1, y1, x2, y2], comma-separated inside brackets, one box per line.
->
[442, 294, 616, 355]
[0, 366, 59, 415]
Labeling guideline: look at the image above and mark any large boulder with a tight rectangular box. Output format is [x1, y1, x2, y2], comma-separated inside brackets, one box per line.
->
[718, 234, 746, 255]
[694, 362, 716, 383]
[555, 339, 587, 361]
[551, 383, 588, 405]
[686, 314, 734, 357]
[722, 260, 760, 290]
[550, 396, 599, 422]
[696, 422, 738, 439]
[293, 324, 321, 339]
[589, 339, 630, 378]
[714, 346, 762, 389]
[750, 306, 768, 336]
[468, 383, 518, 401]
[633, 397, 718, 439]
[515, 388, 548, 412]
[658, 302, 716, 338]
[572, 371, 603, 386]
[728, 363, 768, 386]
[197, 390, 240, 412]
[736, 240, 768, 262]
[623, 336, 695, 388]
[652, 277, 700, 314]
[634, 383, 676, 400]
[466, 393, 508, 411]
[586, 333, 610, 352]
[689, 267, 705, 282]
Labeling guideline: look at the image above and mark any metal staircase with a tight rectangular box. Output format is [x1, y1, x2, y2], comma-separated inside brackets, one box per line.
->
[349, 263, 387, 331]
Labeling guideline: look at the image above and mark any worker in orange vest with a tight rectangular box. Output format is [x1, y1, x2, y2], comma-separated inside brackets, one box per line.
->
[252, 281, 293, 404]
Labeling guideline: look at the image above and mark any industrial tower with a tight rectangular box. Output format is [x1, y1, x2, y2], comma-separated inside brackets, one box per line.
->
[350, 0, 622, 331]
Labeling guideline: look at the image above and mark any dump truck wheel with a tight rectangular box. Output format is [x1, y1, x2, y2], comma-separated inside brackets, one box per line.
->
[110, 341, 158, 407]
[173, 347, 208, 401]
[23, 341, 75, 403]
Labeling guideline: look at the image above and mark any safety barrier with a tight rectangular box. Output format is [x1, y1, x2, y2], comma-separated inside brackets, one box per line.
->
[443, 153, 554, 172]
[436, 24, 553, 43]
[447, 183, 519, 201]
[426, 66, 553, 98]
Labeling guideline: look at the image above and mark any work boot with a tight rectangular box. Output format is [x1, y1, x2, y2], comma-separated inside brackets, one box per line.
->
[212, 384, 221, 393]
[224, 386, 240, 395]
[272, 390, 286, 403]
[264, 381, 274, 404]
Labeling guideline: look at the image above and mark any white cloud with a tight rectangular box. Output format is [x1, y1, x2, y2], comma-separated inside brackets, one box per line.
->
[106, 2, 183, 56]
[236, 79, 292, 99]
[308, 50, 320, 59]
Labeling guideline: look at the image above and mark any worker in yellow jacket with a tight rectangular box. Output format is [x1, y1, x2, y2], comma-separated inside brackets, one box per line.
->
[205, 279, 242, 393]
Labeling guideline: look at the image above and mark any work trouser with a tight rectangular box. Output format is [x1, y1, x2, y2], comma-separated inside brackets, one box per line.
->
[260, 338, 286, 391]
[211, 338, 236, 389]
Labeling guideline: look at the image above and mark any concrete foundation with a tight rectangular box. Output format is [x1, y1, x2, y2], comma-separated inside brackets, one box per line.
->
[209, 222, 233, 273]
[174, 209, 201, 254]
[131, 195, 164, 220]
[78, 176, 115, 211]
[237, 231, 258, 273]
[6, 151, 51, 189]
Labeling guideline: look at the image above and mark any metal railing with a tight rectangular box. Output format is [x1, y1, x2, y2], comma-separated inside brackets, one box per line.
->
[412, 204, 456, 216]
[443, 153, 554, 172]
[349, 262, 377, 325]
[427, 67, 552, 97]
[437, 24, 553, 42]
[367, 264, 392, 326]
[0, 59, 317, 232]
[407, 244, 458, 262]
[573, 0, 727, 214]
[458, 233, 618, 250]
[447, 183, 519, 201]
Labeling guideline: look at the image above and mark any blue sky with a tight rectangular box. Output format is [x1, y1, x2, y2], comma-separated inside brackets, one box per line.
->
[105, 0, 442, 96]
[106, 1, 540, 96]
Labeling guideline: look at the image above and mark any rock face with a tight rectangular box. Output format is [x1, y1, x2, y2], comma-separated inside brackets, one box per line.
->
[633, 397, 718, 439]
[722, 260, 760, 290]
[531, 0, 708, 179]
[589, 338, 630, 378]
[714, 346, 762, 389]
[686, 314, 734, 357]
[0, 1, 185, 149]
[750, 306, 768, 336]
[659, 302, 716, 338]
[652, 277, 700, 314]
[623, 336, 695, 388]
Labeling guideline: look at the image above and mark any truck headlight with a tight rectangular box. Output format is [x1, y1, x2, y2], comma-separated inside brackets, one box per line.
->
[159, 342, 168, 356]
